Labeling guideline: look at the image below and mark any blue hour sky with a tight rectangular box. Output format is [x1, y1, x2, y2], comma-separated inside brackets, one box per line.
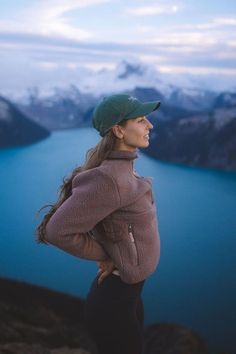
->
[0, 0, 236, 93]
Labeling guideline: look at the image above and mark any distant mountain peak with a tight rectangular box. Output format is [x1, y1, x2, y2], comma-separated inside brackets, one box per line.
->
[117, 60, 145, 79]
[214, 92, 236, 108]
[0, 95, 50, 148]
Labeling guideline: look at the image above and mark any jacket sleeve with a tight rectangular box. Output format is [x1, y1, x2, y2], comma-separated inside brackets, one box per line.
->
[44, 168, 121, 261]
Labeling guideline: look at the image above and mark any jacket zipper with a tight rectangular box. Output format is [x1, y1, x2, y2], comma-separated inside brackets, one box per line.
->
[128, 223, 138, 265]
[128, 224, 134, 241]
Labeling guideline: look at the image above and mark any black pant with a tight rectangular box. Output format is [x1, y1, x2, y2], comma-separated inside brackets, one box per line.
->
[84, 273, 145, 354]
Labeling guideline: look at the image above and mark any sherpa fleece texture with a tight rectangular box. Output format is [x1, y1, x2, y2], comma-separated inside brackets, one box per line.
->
[45, 149, 160, 284]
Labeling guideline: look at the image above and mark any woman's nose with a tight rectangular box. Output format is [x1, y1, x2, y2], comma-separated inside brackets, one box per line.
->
[147, 120, 153, 129]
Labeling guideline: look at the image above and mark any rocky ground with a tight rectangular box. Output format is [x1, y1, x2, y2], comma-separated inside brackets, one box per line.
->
[0, 277, 96, 354]
[0, 277, 230, 354]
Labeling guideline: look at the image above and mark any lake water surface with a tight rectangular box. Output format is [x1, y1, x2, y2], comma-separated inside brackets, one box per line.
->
[0, 128, 235, 353]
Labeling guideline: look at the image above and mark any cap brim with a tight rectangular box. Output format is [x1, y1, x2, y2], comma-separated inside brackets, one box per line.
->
[125, 101, 161, 120]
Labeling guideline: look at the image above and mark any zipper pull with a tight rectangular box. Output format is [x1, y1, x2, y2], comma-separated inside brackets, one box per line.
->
[128, 224, 135, 242]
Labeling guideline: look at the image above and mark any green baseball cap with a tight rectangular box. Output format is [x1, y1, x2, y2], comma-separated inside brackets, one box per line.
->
[92, 94, 161, 137]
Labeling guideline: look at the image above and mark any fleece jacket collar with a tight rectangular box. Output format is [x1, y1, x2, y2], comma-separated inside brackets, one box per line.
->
[107, 150, 138, 160]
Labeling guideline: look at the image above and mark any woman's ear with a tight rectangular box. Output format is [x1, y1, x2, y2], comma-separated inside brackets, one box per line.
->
[112, 125, 124, 139]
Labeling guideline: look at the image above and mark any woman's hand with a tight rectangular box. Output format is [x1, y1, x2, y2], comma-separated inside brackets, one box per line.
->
[97, 258, 116, 285]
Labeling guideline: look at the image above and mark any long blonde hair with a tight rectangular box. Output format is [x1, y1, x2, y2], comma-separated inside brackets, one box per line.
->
[36, 122, 127, 244]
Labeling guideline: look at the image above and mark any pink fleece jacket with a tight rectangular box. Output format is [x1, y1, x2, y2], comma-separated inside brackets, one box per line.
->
[45, 149, 160, 284]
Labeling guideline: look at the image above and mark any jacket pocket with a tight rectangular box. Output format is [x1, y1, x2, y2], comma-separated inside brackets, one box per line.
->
[102, 217, 126, 243]
[128, 223, 139, 266]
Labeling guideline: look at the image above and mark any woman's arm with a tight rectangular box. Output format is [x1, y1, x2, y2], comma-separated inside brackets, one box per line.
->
[44, 168, 120, 261]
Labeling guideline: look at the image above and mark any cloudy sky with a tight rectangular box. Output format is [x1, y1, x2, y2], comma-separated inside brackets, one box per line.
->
[0, 0, 236, 95]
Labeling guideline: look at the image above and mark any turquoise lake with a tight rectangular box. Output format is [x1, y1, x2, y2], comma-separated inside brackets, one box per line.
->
[0, 128, 235, 353]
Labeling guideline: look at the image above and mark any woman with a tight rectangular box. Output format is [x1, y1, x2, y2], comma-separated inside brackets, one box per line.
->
[36, 93, 161, 354]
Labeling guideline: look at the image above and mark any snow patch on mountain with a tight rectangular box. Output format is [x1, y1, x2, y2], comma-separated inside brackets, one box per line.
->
[0, 100, 11, 122]
[213, 107, 236, 130]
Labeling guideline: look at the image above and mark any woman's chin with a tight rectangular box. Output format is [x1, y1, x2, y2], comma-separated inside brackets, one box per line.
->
[143, 140, 150, 147]
[137, 141, 150, 149]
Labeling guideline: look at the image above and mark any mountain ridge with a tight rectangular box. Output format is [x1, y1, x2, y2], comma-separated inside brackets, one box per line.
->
[0, 95, 50, 148]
